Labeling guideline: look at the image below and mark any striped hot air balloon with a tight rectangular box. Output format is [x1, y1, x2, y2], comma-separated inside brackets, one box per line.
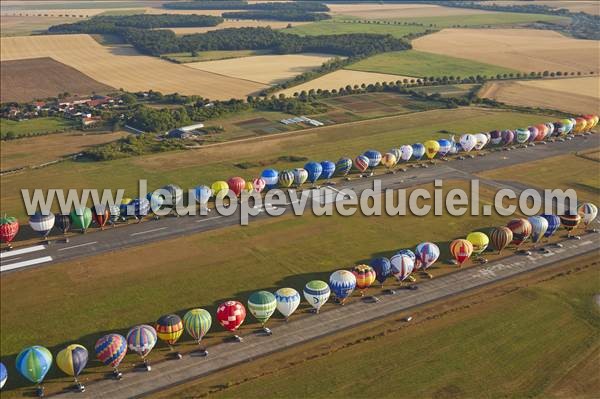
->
[248, 291, 277, 327]
[329, 270, 356, 304]
[449, 239, 473, 266]
[260, 169, 279, 189]
[560, 212, 581, 236]
[370, 257, 391, 287]
[16, 346, 52, 394]
[156, 314, 184, 346]
[278, 170, 294, 188]
[29, 212, 55, 239]
[390, 252, 415, 281]
[351, 264, 376, 296]
[126, 325, 157, 361]
[578, 203, 598, 227]
[540, 214, 561, 238]
[354, 155, 369, 173]
[183, 309, 212, 344]
[489, 226, 513, 253]
[95, 334, 127, 376]
[274, 288, 301, 320]
[528, 216, 549, 244]
[293, 168, 309, 188]
[56, 344, 88, 387]
[92, 204, 110, 230]
[507, 218, 532, 246]
[335, 157, 353, 176]
[415, 242, 440, 270]
[227, 177, 246, 197]
[303, 280, 330, 313]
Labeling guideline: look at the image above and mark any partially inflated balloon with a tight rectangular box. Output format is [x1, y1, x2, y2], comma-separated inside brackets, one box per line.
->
[449, 239, 473, 266]
[489, 226, 513, 253]
[415, 242, 440, 270]
[424, 140, 440, 159]
[527, 126, 538, 143]
[57, 344, 88, 378]
[303, 280, 330, 313]
[335, 157, 353, 176]
[578, 203, 598, 226]
[70, 208, 92, 232]
[92, 204, 110, 229]
[304, 162, 323, 184]
[274, 288, 301, 319]
[466, 232, 489, 255]
[183, 309, 212, 344]
[507, 218, 532, 246]
[248, 291, 277, 326]
[489, 130, 501, 145]
[329, 270, 356, 303]
[370, 257, 391, 285]
[16, 346, 52, 385]
[390, 252, 414, 281]
[412, 143, 425, 160]
[528, 216, 549, 243]
[540, 214, 560, 237]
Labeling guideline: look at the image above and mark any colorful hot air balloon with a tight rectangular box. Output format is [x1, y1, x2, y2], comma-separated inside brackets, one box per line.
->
[16, 346, 52, 393]
[70, 208, 92, 232]
[304, 162, 323, 184]
[248, 291, 277, 327]
[397, 249, 416, 263]
[252, 178, 266, 193]
[303, 280, 330, 313]
[0, 362, 6, 390]
[527, 126, 539, 143]
[459, 134, 476, 152]
[243, 181, 254, 194]
[278, 170, 294, 188]
[515, 128, 530, 144]
[474, 133, 488, 150]
[194, 185, 212, 208]
[437, 139, 452, 157]
[412, 143, 425, 160]
[553, 121, 565, 136]
[183, 308, 212, 345]
[130, 198, 150, 219]
[489, 226, 513, 253]
[561, 118, 573, 134]
[540, 214, 561, 238]
[424, 140, 440, 159]
[29, 212, 55, 239]
[449, 239, 473, 266]
[227, 177, 246, 197]
[147, 191, 165, 212]
[381, 153, 397, 170]
[126, 325, 157, 368]
[57, 344, 88, 389]
[120, 197, 132, 218]
[156, 314, 184, 347]
[544, 122, 555, 137]
[274, 288, 301, 320]
[528, 216, 549, 244]
[466, 232, 489, 256]
[335, 157, 353, 176]
[354, 155, 369, 173]
[92, 204, 110, 230]
[560, 212, 581, 236]
[578, 203, 598, 227]
[399, 145, 413, 162]
[351, 264, 376, 296]
[293, 168, 308, 187]
[0, 215, 19, 248]
[329, 270, 356, 304]
[535, 124, 548, 141]
[162, 184, 183, 207]
[217, 301, 246, 332]
[415, 242, 440, 271]
[320, 161, 336, 180]
[211, 181, 230, 199]
[109, 205, 120, 224]
[95, 334, 127, 378]
[507, 218, 532, 246]
[389, 148, 402, 163]
[501, 130, 514, 146]
[261, 169, 279, 189]
[573, 117, 586, 134]
[363, 150, 382, 170]
[489, 130, 501, 146]
[390, 252, 415, 282]
[370, 257, 391, 287]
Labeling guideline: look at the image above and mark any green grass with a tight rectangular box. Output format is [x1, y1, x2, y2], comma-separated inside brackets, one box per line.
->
[284, 19, 428, 38]
[162, 49, 273, 63]
[0, 117, 77, 139]
[383, 12, 570, 28]
[347, 50, 518, 78]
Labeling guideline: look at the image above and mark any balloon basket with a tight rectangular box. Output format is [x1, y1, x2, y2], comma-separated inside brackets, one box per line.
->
[191, 348, 208, 357]
[261, 327, 272, 336]
[72, 382, 85, 393]
[36, 386, 45, 398]
[112, 369, 123, 380]
[170, 351, 183, 360]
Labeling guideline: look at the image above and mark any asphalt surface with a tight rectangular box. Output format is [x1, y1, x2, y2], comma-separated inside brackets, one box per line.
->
[1, 134, 598, 273]
[53, 233, 600, 398]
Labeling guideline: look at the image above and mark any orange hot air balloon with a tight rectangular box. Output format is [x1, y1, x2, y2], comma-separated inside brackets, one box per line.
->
[449, 239, 473, 266]
[227, 177, 246, 197]
[351, 264, 376, 296]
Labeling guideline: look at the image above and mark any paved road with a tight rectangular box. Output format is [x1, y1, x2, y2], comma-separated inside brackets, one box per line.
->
[53, 233, 600, 398]
[1, 135, 598, 273]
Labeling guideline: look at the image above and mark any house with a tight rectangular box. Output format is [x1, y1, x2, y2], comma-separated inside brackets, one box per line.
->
[82, 116, 102, 126]
[33, 101, 46, 110]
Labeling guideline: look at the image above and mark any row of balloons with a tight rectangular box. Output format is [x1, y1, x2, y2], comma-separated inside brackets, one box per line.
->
[2, 203, 597, 394]
[0, 114, 597, 246]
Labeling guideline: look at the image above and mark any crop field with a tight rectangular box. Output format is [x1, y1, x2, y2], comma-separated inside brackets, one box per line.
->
[0, 108, 557, 219]
[327, 3, 497, 19]
[162, 49, 272, 63]
[490, 1, 600, 16]
[185, 53, 338, 85]
[1, 57, 115, 102]
[0, 14, 87, 36]
[162, 20, 310, 35]
[275, 70, 417, 97]
[388, 12, 569, 27]
[0, 117, 78, 140]
[347, 50, 517, 79]
[285, 19, 428, 38]
[0, 34, 267, 99]
[479, 77, 600, 115]
[414, 28, 600, 74]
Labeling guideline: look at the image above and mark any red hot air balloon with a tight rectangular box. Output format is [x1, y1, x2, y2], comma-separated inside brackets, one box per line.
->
[227, 177, 246, 197]
[92, 205, 110, 230]
[0, 216, 19, 248]
[507, 218, 532, 246]
[217, 301, 246, 336]
[252, 178, 266, 193]
[354, 155, 369, 173]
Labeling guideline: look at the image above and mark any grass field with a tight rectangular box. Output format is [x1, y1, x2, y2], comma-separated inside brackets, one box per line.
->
[163, 49, 272, 63]
[327, 3, 498, 19]
[385, 12, 570, 27]
[411, 83, 479, 97]
[347, 50, 517, 78]
[0, 117, 77, 139]
[285, 19, 428, 38]
[162, 20, 309, 35]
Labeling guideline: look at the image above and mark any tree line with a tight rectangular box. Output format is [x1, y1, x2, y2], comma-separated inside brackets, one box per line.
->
[222, 10, 331, 22]
[163, 1, 329, 12]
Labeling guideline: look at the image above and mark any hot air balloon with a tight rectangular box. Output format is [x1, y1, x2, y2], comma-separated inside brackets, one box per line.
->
[278, 170, 294, 188]
[335, 157, 353, 176]
[507, 218, 532, 246]
[466, 232, 489, 256]
[412, 143, 425, 160]
[370, 257, 391, 287]
[578, 203, 598, 229]
[390, 252, 415, 282]
[489, 226, 513, 254]
[540, 213, 560, 239]
[29, 212, 55, 240]
[183, 308, 212, 352]
[363, 150, 382, 172]
[274, 288, 301, 321]
[303, 280, 330, 313]
[489, 131, 501, 146]
[70, 208, 92, 233]
[381, 153, 397, 171]
[389, 148, 402, 163]
[320, 161, 336, 180]
[119, 197, 133, 219]
[57, 344, 88, 391]
[227, 177, 246, 197]
[304, 162, 323, 185]
[211, 181, 230, 199]
[474, 133, 488, 150]
[424, 140, 440, 159]
[261, 169, 279, 189]
[437, 139, 452, 157]
[92, 204, 110, 230]
[109, 205, 120, 225]
[560, 212, 581, 237]
[147, 191, 165, 213]
[248, 291, 277, 329]
[544, 122, 555, 137]
[354, 154, 369, 174]
[16, 346, 52, 396]
[449, 239, 473, 266]
[528, 216, 549, 245]
[415, 242, 440, 271]
[329, 270, 356, 304]
[95, 334, 127, 379]
[195, 185, 212, 211]
[535, 123, 548, 141]
[351, 264, 376, 296]
[397, 249, 416, 263]
[156, 314, 184, 358]
[0, 216, 19, 248]
[561, 118, 573, 134]
[0, 362, 6, 390]
[553, 121, 565, 136]
[459, 134, 476, 152]
[252, 178, 266, 193]
[399, 145, 413, 162]
[127, 325, 157, 370]
[293, 168, 308, 188]
[217, 301, 246, 338]
[501, 130, 514, 146]
[130, 198, 150, 220]
[162, 184, 183, 208]
[515, 128, 530, 144]
[243, 181, 254, 194]
[527, 126, 539, 143]
[573, 117, 586, 134]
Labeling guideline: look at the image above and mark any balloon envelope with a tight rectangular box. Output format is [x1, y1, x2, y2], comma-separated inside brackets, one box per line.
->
[127, 325, 157, 358]
[57, 344, 88, 378]
[329, 270, 356, 302]
[489, 226, 513, 252]
[0, 362, 6, 389]
[304, 162, 323, 183]
[0, 216, 19, 244]
[16, 346, 53, 384]
[390, 253, 414, 281]
[466, 232, 489, 255]
[399, 145, 413, 161]
[274, 288, 301, 319]
[507, 218, 532, 245]
[437, 139, 452, 156]
[95, 334, 127, 369]
[459, 134, 476, 152]
[29, 212, 55, 237]
[335, 157, 353, 176]
[156, 314, 184, 345]
[293, 168, 308, 187]
[70, 208, 92, 231]
[528, 216, 549, 243]
[415, 242, 440, 270]
[578, 203, 598, 226]
[248, 291, 277, 326]
[370, 257, 391, 284]
[449, 239, 473, 265]
[351, 264, 376, 293]
[278, 170, 294, 188]
[412, 143, 425, 160]
[354, 155, 369, 172]
[424, 140, 440, 159]
[320, 161, 336, 180]
[211, 181, 230, 199]
[194, 185, 212, 205]
[261, 169, 279, 189]
[217, 301, 246, 332]
[183, 309, 212, 343]
[363, 150, 382, 168]
[303, 280, 330, 312]
[227, 177, 246, 197]
[381, 153, 397, 169]
[541, 214, 561, 237]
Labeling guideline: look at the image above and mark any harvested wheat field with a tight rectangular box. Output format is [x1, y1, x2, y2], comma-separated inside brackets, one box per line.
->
[276, 69, 416, 97]
[186, 53, 336, 85]
[414, 29, 600, 74]
[328, 3, 495, 19]
[0, 34, 267, 99]
[479, 77, 600, 114]
[0, 14, 88, 36]
[163, 20, 309, 35]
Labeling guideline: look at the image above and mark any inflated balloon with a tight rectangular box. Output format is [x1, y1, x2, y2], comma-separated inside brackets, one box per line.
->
[449, 239, 473, 266]
[261, 169, 279, 189]
[540, 213, 561, 238]
[351, 264, 376, 296]
[489, 226, 513, 253]
[501, 130, 514, 146]
[274, 288, 301, 320]
[130, 198, 150, 218]
[381, 153, 397, 170]
[95, 334, 127, 372]
[293, 168, 308, 187]
[578, 203, 598, 227]
[528, 216, 549, 243]
[243, 181, 254, 194]
[415, 242, 440, 270]
[544, 122, 555, 137]
[162, 184, 183, 207]
[57, 344, 88, 385]
[252, 178, 266, 193]
[535, 123, 548, 141]
[466, 232, 489, 255]
[16, 346, 52, 385]
[335, 157, 353, 176]
[553, 121, 565, 136]
[363, 150, 382, 169]
[474, 133, 488, 150]
[156, 314, 184, 346]
[0, 362, 6, 390]
[70, 207, 92, 232]
[437, 139, 452, 156]
[147, 191, 164, 211]
[397, 249, 416, 263]
[211, 181, 230, 199]
[507, 218, 532, 246]
[278, 170, 294, 188]
[109, 205, 120, 223]
[29, 212, 55, 238]
[54, 213, 71, 235]
[489, 130, 501, 145]
[303, 280, 330, 313]
[320, 161, 336, 180]
[515, 128, 530, 144]
[304, 162, 323, 184]
[354, 155, 369, 173]
[194, 185, 212, 206]
[458, 134, 475, 152]
[0, 215, 19, 246]
[92, 204, 110, 229]
[527, 126, 538, 143]
[227, 177, 246, 197]
[248, 291, 277, 327]
[573, 117, 586, 134]
[183, 309, 212, 344]
[390, 252, 414, 281]
[424, 140, 440, 159]
[412, 143, 425, 160]
[560, 212, 581, 235]
[217, 301, 246, 332]
[399, 144, 413, 161]
[126, 325, 157, 360]
[370, 257, 391, 286]
[561, 118, 573, 134]
[389, 148, 402, 163]
[329, 270, 356, 304]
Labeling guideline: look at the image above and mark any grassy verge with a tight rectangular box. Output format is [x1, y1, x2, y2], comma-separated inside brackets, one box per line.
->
[1, 117, 78, 139]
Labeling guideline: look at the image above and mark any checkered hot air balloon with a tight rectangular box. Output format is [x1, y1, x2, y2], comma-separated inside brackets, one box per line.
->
[0, 215, 19, 248]
[248, 291, 277, 327]
[449, 239, 473, 266]
[351, 264, 376, 296]
[217, 301, 246, 332]
[329, 270, 356, 304]
[183, 308, 212, 344]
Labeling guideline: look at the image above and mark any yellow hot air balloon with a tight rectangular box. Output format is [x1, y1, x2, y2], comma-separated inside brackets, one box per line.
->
[466, 232, 489, 256]
[211, 181, 229, 199]
[244, 181, 254, 194]
[573, 117, 587, 134]
[424, 140, 440, 160]
[381, 153, 397, 170]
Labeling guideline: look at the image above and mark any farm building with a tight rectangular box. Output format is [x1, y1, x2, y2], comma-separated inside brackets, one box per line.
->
[166, 123, 205, 139]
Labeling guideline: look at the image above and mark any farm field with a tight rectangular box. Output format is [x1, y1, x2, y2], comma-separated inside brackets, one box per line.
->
[0, 117, 77, 140]
[155, 256, 600, 399]
[479, 77, 600, 115]
[0, 14, 87, 36]
[0, 57, 115, 102]
[326, 3, 497, 18]
[414, 28, 600, 74]
[285, 18, 428, 38]
[0, 107, 558, 219]
[1, 130, 129, 170]
[0, 1, 160, 12]
[411, 83, 479, 97]
[275, 70, 417, 97]
[0, 34, 267, 99]
[185, 53, 338, 85]
[162, 49, 272, 63]
[483, 1, 600, 16]
[385, 12, 570, 27]
[347, 50, 517, 79]
[162, 20, 309, 35]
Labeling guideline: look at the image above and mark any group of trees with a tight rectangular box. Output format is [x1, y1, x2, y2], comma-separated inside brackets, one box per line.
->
[222, 10, 330, 22]
[163, 1, 329, 12]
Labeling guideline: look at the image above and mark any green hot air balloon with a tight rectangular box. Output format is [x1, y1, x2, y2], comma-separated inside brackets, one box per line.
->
[70, 208, 93, 233]
[247, 291, 277, 331]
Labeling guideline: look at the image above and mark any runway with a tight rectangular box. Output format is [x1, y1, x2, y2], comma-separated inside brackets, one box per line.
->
[1, 134, 598, 273]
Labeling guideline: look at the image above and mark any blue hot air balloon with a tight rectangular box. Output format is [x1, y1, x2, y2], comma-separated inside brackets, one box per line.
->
[146, 191, 164, 212]
[528, 215, 549, 243]
[16, 346, 53, 391]
[304, 162, 323, 184]
[329, 270, 356, 304]
[414, 242, 440, 270]
[29, 212, 55, 239]
[540, 213, 561, 238]
[412, 143, 425, 160]
[363, 150, 382, 169]
[0, 362, 7, 390]
[370, 257, 391, 286]
[335, 157, 353, 176]
[320, 161, 335, 180]
[131, 198, 150, 218]
[261, 169, 279, 189]
[437, 139, 452, 157]
[194, 185, 212, 207]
